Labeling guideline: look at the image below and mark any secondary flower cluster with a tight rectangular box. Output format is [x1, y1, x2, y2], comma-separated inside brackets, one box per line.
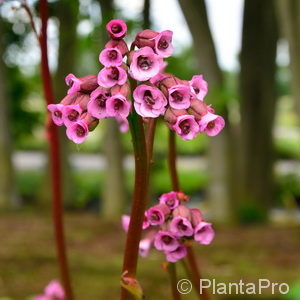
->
[47, 19, 224, 144]
[122, 191, 215, 262]
[34, 280, 65, 300]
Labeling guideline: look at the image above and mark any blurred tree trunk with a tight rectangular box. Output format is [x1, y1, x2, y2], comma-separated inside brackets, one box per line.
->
[239, 0, 278, 220]
[178, 0, 234, 223]
[97, 0, 126, 220]
[0, 20, 18, 209]
[276, 0, 300, 115]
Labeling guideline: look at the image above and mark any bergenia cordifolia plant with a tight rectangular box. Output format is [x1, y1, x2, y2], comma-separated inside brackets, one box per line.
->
[47, 18, 224, 300]
[122, 191, 215, 262]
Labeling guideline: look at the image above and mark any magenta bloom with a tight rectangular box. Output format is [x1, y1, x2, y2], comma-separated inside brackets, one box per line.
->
[97, 66, 127, 88]
[47, 104, 65, 126]
[194, 222, 215, 245]
[168, 84, 191, 110]
[154, 30, 173, 58]
[65, 73, 82, 95]
[198, 113, 225, 136]
[165, 245, 187, 263]
[99, 48, 123, 67]
[133, 84, 167, 118]
[154, 231, 179, 252]
[34, 280, 65, 300]
[87, 87, 110, 119]
[159, 191, 179, 210]
[62, 104, 82, 127]
[169, 216, 194, 237]
[189, 75, 208, 100]
[66, 120, 89, 144]
[116, 116, 129, 133]
[173, 115, 199, 140]
[146, 203, 170, 226]
[106, 94, 131, 118]
[129, 47, 163, 81]
[106, 19, 127, 39]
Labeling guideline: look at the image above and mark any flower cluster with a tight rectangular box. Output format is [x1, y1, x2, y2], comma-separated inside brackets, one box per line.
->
[48, 19, 224, 144]
[122, 191, 215, 262]
[34, 280, 65, 300]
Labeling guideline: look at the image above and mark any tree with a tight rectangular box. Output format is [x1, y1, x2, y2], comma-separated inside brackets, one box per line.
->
[239, 0, 278, 220]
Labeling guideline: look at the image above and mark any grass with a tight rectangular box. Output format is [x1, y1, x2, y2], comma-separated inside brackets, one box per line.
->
[0, 212, 299, 299]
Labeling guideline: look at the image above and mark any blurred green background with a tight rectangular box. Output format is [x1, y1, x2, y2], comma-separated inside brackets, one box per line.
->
[0, 0, 299, 299]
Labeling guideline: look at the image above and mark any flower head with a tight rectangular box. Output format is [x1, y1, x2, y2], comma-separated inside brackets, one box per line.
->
[165, 245, 187, 263]
[129, 47, 163, 81]
[159, 191, 179, 210]
[198, 113, 225, 136]
[169, 217, 194, 237]
[48, 104, 65, 126]
[153, 30, 173, 58]
[65, 73, 82, 95]
[106, 19, 127, 39]
[194, 222, 215, 245]
[146, 203, 170, 226]
[173, 115, 199, 140]
[87, 87, 110, 119]
[189, 75, 208, 100]
[133, 84, 167, 118]
[106, 94, 131, 118]
[99, 48, 123, 67]
[154, 231, 179, 252]
[168, 84, 191, 109]
[62, 104, 82, 127]
[66, 120, 89, 144]
[97, 66, 127, 88]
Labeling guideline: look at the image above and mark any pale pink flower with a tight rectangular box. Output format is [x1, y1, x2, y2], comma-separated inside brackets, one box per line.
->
[146, 203, 170, 226]
[133, 84, 167, 118]
[139, 230, 157, 257]
[159, 191, 179, 210]
[173, 115, 199, 140]
[153, 30, 173, 58]
[97, 66, 127, 88]
[87, 87, 110, 119]
[66, 120, 89, 144]
[116, 116, 130, 133]
[154, 231, 179, 252]
[34, 280, 65, 300]
[106, 94, 131, 118]
[65, 73, 82, 95]
[129, 47, 163, 81]
[189, 75, 208, 100]
[62, 104, 82, 127]
[99, 48, 123, 67]
[194, 222, 215, 245]
[198, 113, 225, 136]
[165, 245, 187, 263]
[122, 214, 149, 232]
[106, 19, 127, 39]
[169, 217, 194, 237]
[168, 84, 191, 109]
[47, 104, 64, 126]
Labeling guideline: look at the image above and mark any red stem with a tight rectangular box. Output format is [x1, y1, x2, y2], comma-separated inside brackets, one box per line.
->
[167, 263, 181, 300]
[168, 129, 210, 300]
[39, 1, 73, 299]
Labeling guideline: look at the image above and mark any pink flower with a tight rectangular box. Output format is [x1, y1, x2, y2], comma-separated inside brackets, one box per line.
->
[190, 208, 204, 227]
[165, 245, 187, 262]
[47, 104, 64, 126]
[159, 191, 179, 210]
[116, 116, 130, 133]
[154, 231, 179, 252]
[106, 19, 127, 39]
[168, 84, 191, 109]
[66, 120, 89, 144]
[173, 115, 199, 140]
[65, 73, 82, 95]
[139, 230, 156, 257]
[62, 104, 82, 127]
[146, 203, 170, 226]
[153, 30, 173, 58]
[99, 48, 123, 67]
[133, 84, 167, 118]
[129, 47, 163, 81]
[189, 75, 208, 100]
[105, 39, 129, 56]
[97, 66, 127, 88]
[106, 94, 131, 118]
[194, 222, 215, 245]
[87, 87, 110, 119]
[198, 113, 225, 136]
[169, 217, 194, 237]
[34, 280, 65, 300]
[122, 214, 149, 232]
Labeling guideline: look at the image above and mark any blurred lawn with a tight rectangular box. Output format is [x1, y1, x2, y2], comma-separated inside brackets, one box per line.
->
[0, 213, 299, 299]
